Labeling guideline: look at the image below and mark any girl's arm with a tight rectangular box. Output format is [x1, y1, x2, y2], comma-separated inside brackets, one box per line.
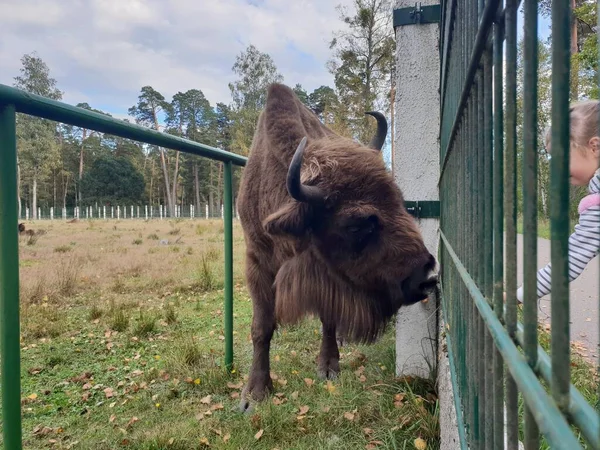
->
[516, 204, 600, 302]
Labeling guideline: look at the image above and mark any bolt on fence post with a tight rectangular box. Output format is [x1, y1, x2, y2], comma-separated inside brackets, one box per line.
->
[223, 161, 234, 370]
[0, 103, 24, 450]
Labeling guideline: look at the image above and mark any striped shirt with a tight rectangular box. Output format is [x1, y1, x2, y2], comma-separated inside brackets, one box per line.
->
[516, 169, 600, 302]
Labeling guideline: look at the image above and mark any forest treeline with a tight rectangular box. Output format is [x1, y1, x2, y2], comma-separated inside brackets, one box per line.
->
[10, 0, 598, 220]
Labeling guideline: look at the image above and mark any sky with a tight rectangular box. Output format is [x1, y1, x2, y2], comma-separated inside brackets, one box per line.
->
[0, 0, 356, 120]
[0, 1, 553, 123]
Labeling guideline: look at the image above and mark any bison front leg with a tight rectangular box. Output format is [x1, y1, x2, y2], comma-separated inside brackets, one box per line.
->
[239, 256, 276, 413]
[317, 322, 340, 380]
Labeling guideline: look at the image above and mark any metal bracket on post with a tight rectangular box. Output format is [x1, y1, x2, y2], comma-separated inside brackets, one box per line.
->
[393, 3, 441, 28]
[405, 200, 440, 219]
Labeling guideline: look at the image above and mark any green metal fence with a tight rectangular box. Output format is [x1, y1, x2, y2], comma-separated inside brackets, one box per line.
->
[0, 83, 247, 449]
[439, 0, 599, 449]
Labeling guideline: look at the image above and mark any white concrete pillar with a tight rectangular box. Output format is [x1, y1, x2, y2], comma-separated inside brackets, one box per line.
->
[160, 205, 163, 220]
[205, 204, 209, 219]
[117, 206, 121, 220]
[62, 208, 66, 220]
[103, 206, 106, 220]
[38, 207, 41, 220]
[111, 206, 114, 219]
[137, 206, 140, 219]
[50, 207, 54, 220]
[145, 205, 148, 220]
[393, 0, 440, 379]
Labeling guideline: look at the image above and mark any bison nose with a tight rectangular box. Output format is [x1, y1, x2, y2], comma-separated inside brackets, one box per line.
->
[401, 252, 438, 305]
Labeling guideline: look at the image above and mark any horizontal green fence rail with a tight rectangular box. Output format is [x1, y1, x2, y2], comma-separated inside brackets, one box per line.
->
[438, 0, 599, 449]
[0, 83, 247, 449]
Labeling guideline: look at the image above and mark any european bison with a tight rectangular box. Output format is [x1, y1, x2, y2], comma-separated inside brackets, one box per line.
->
[236, 83, 437, 411]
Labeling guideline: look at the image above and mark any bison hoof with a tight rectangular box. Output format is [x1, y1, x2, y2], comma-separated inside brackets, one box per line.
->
[317, 359, 340, 380]
[238, 375, 273, 413]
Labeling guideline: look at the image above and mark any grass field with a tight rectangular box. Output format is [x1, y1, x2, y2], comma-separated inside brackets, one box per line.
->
[7, 219, 440, 450]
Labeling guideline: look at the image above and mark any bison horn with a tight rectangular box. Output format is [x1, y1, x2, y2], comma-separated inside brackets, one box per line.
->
[365, 111, 388, 151]
[286, 137, 326, 204]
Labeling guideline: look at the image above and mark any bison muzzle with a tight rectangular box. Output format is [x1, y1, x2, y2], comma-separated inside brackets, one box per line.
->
[236, 83, 437, 412]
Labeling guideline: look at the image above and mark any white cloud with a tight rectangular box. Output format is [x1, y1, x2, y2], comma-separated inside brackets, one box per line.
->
[0, 0, 354, 116]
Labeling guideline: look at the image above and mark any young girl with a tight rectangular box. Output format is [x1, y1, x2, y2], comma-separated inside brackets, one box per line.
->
[516, 99, 599, 304]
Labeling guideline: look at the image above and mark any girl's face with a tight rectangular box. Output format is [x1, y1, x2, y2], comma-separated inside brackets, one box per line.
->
[569, 137, 600, 186]
[546, 137, 600, 186]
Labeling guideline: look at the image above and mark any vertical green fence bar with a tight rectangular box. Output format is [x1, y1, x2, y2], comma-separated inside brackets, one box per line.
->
[550, 0, 571, 412]
[522, 0, 539, 447]
[504, 0, 519, 447]
[492, 3, 504, 448]
[0, 103, 23, 450]
[223, 161, 234, 371]
[483, 32, 494, 449]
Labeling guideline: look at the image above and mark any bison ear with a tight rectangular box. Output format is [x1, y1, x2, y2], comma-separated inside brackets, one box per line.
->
[263, 201, 313, 237]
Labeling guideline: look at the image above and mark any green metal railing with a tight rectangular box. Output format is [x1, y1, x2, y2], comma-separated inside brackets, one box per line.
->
[439, 0, 599, 449]
[0, 84, 247, 449]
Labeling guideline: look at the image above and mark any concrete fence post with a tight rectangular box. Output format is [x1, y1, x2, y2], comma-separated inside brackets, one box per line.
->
[393, 0, 440, 378]
[50, 207, 54, 220]
[393, 1, 459, 448]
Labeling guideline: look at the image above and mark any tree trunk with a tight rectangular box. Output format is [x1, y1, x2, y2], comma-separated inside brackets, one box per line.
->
[17, 159, 21, 219]
[149, 158, 155, 206]
[32, 174, 37, 220]
[194, 162, 201, 211]
[171, 151, 181, 212]
[570, 0, 579, 100]
[79, 128, 87, 206]
[63, 172, 69, 209]
[53, 169, 57, 209]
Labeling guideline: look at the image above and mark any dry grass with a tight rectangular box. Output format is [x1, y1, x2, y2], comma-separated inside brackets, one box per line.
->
[9, 218, 440, 450]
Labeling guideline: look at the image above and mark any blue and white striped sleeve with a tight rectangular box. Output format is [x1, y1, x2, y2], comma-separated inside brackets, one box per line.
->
[516, 205, 600, 302]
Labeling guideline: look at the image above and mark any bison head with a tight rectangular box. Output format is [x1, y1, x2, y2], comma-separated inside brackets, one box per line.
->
[262, 105, 437, 341]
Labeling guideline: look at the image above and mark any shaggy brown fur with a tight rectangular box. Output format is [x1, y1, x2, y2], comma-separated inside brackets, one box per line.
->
[236, 83, 437, 411]
[18, 223, 25, 234]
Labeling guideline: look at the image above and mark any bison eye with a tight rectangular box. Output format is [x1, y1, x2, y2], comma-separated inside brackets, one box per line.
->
[344, 215, 378, 235]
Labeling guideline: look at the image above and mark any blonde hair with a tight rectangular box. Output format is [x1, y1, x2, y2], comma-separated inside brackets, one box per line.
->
[544, 99, 600, 152]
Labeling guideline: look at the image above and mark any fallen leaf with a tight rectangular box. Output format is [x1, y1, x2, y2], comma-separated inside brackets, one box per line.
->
[168, 438, 175, 445]
[211, 428, 222, 436]
[277, 378, 287, 386]
[227, 381, 243, 389]
[200, 395, 212, 404]
[109, 402, 116, 408]
[291, 391, 299, 400]
[359, 375, 367, 382]
[210, 403, 224, 411]
[109, 414, 116, 423]
[223, 433, 231, 443]
[304, 378, 314, 387]
[199, 437, 210, 446]
[298, 405, 310, 415]
[344, 412, 355, 421]
[274, 355, 281, 362]
[326, 381, 336, 393]
[363, 428, 374, 435]
[414, 437, 427, 450]
[255, 429, 264, 440]
[272, 397, 283, 406]
[322, 406, 331, 413]
[27, 393, 38, 400]
[104, 388, 115, 398]
[230, 392, 240, 399]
